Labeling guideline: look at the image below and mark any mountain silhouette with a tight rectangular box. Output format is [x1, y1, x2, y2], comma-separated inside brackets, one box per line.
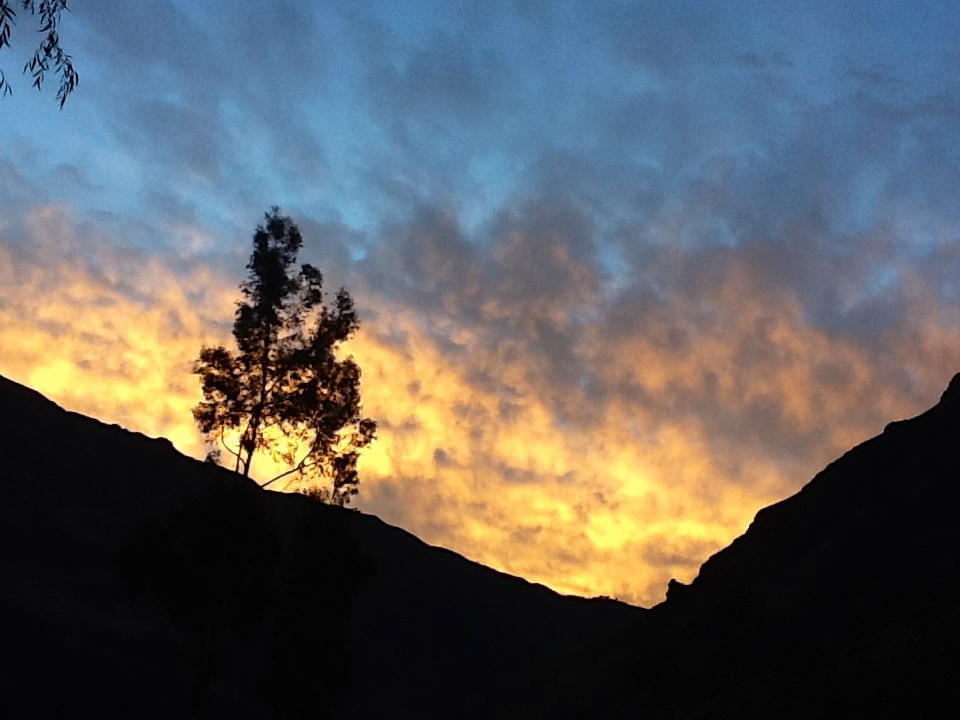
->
[1, 372, 958, 718]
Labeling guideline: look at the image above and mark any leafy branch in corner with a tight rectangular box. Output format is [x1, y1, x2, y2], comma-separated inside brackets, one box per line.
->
[0, 1, 78, 107]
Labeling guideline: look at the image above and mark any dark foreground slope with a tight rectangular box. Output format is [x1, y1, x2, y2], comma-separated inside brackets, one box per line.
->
[543, 374, 960, 719]
[2, 373, 960, 719]
[0, 376, 638, 719]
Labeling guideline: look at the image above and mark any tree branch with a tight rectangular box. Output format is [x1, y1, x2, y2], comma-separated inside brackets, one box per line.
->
[218, 433, 242, 461]
[260, 456, 321, 489]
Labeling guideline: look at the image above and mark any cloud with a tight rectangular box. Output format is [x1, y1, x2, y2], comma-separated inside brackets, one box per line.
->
[3, 195, 958, 606]
[3, 1, 960, 605]
[0, 205, 235, 454]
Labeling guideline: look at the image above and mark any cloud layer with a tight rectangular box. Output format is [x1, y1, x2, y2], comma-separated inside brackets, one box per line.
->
[2, 1, 959, 604]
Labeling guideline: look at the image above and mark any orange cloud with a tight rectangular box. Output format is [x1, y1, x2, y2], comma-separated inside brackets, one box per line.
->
[2, 205, 956, 605]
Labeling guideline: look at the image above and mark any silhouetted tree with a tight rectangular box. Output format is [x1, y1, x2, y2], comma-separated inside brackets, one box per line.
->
[193, 208, 376, 505]
[0, 1, 78, 106]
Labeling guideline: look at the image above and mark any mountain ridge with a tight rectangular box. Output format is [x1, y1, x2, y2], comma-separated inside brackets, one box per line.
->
[0, 374, 639, 718]
[2, 372, 959, 718]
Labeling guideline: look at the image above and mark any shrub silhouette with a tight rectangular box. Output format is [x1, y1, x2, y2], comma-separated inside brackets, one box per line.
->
[193, 207, 376, 504]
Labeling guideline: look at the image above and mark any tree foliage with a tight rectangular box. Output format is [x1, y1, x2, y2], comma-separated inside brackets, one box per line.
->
[0, 0, 78, 107]
[193, 208, 376, 505]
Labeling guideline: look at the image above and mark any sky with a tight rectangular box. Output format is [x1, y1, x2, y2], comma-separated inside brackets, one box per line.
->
[2, 0, 960, 605]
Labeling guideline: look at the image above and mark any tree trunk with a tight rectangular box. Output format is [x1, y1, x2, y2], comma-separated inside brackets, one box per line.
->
[242, 328, 273, 480]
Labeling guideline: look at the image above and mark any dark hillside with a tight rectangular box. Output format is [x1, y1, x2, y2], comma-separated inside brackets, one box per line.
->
[0, 375, 638, 719]
[544, 374, 960, 718]
[3, 373, 960, 718]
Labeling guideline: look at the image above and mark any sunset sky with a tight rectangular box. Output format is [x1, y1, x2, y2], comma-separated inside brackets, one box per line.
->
[2, 0, 959, 605]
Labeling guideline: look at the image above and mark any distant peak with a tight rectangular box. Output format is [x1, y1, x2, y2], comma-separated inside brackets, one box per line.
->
[940, 373, 960, 408]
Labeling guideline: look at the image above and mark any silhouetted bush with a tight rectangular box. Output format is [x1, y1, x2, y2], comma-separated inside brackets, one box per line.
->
[193, 207, 376, 504]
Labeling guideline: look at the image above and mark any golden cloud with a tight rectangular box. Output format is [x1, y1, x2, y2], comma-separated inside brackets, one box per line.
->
[2, 205, 956, 605]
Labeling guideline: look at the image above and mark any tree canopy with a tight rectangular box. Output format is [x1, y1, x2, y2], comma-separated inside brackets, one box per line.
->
[0, 0, 78, 106]
[193, 208, 376, 505]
